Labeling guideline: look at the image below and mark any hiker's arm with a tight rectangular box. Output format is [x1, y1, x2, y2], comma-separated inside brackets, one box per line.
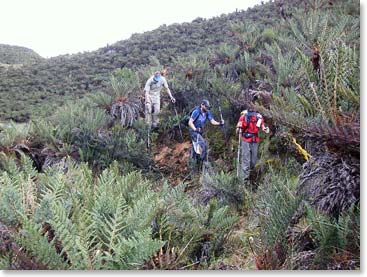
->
[208, 111, 223, 126]
[261, 118, 270, 133]
[210, 118, 222, 126]
[256, 115, 269, 134]
[166, 87, 176, 103]
[163, 78, 175, 103]
[189, 118, 197, 131]
[144, 78, 151, 93]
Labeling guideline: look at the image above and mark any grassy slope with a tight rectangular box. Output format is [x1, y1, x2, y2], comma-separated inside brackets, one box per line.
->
[0, 0, 287, 122]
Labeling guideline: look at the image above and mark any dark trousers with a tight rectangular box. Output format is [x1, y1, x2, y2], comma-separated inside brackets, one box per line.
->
[241, 140, 258, 179]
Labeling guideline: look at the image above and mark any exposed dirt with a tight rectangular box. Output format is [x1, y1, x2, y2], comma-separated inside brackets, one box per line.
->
[153, 141, 191, 172]
[153, 141, 192, 184]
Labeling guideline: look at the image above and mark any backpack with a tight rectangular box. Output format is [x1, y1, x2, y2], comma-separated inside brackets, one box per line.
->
[245, 111, 258, 125]
[243, 111, 260, 135]
[182, 106, 200, 127]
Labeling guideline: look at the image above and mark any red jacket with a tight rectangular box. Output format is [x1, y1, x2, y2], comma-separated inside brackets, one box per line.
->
[236, 112, 265, 143]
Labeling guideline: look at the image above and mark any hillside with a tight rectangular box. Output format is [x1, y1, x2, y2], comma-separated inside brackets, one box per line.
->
[0, 0, 305, 122]
[0, 44, 43, 65]
[0, 0, 360, 270]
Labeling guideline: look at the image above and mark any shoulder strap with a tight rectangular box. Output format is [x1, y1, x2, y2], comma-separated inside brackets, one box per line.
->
[192, 106, 201, 123]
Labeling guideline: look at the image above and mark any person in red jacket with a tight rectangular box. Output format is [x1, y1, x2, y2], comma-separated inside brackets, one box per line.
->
[236, 109, 269, 180]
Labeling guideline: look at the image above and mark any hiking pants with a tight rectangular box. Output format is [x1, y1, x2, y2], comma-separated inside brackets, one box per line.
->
[241, 140, 258, 179]
[189, 129, 207, 161]
[145, 93, 160, 127]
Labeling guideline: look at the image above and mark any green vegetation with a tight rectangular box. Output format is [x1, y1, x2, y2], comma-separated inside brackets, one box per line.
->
[0, 0, 360, 270]
[0, 156, 238, 269]
[0, 44, 43, 64]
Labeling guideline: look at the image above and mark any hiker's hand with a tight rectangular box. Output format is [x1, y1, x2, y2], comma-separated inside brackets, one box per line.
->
[220, 119, 225, 126]
[236, 128, 241, 135]
[196, 127, 202, 133]
[263, 126, 270, 134]
[170, 97, 176, 103]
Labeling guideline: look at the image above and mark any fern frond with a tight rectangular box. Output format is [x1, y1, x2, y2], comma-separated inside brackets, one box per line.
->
[91, 196, 127, 251]
[116, 229, 164, 269]
[50, 201, 89, 269]
[0, 253, 12, 270]
[15, 216, 67, 269]
[123, 192, 158, 236]
[256, 168, 302, 247]
[0, 183, 23, 226]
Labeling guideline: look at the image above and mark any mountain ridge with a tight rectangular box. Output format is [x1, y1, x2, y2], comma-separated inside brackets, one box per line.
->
[0, 44, 43, 64]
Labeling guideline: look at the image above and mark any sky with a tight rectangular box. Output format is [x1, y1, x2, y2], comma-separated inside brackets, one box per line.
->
[0, 0, 266, 58]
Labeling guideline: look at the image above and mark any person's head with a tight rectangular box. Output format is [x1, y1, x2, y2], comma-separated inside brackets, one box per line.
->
[153, 71, 161, 82]
[244, 103, 256, 113]
[201, 99, 211, 112]
[161, 69, 167, 77]
[248, 107, 258, 113]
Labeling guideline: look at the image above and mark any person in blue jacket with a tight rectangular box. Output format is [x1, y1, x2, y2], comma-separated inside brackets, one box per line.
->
[188, 99, 224, 161]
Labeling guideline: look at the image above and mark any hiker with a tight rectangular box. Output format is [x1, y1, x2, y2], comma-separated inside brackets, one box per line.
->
[236, 109, 269, 180]
[144, 70, 176, 129]
[188, 99, 224, 161]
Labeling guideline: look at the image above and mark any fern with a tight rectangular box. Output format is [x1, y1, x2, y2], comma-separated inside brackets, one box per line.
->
[205, 201, 239, 256]
[107, 68, 142, 127]
[86, 91, 114, 108]
[157, 183, 239, 264]
[0, 121, 30, 148]
[0, 152, 19, 174]
[123, 193, 158, 236]
[201, 171, 247, 210]
[0, 177, 23, 226]
[90, 196, 127, 251]
[14, 216, 67, 269]
[0, 254, 12, 270]
[98, 229, 164, 270]
[256, 168, 302, 247]
[304, 203, 360, 268]
[50, 201, 90, 269]
[289, 12, 359, 121]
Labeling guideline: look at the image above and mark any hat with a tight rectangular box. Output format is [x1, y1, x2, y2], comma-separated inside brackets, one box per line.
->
[201, 99, 211, 109]
[153, 71, 161, 82]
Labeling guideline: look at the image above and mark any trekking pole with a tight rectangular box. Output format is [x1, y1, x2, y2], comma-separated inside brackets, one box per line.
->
[147, 125, 151, 150]
[217, 99, 224, 123]
[170, 88, 184, 142]
[142, 88, 151, 151]
[216, 99, 230, 147]
[173, 104, 184, 142]
[201, 134, 209, 184]
[236, 131, 241, 178]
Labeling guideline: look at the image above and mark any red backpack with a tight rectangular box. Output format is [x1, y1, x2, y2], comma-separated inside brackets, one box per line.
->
[242, 111, 260, 140]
